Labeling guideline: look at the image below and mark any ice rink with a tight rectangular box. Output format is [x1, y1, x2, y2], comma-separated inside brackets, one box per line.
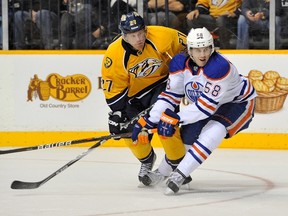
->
[1, 146, 288, 216]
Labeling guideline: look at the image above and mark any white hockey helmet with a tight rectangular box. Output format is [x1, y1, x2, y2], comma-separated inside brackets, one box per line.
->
[187, 27, 214, 54]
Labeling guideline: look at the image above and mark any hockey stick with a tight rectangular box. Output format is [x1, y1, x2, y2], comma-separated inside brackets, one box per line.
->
[1, 105, 153, 155]
[0, 133, 131, 155]
[10, 128, 157, 190]
[10, 105, 155, 190]
[11, 139, 107, 189]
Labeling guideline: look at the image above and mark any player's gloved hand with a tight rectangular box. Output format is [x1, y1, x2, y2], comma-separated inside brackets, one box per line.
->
[158, 108, 180, 138]
[132, 116, 156, 144]
[108, 111, 128, 139]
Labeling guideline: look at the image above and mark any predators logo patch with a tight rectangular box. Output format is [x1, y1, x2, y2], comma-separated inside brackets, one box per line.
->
[104, 57, 112, 68]
[128, 58, 162, 77]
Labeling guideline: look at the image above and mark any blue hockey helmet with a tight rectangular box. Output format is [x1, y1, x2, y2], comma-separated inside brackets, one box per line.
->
[119, 12, 145, 34]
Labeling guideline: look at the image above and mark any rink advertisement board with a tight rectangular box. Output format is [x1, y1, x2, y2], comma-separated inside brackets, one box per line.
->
[0, 50, 287, 149]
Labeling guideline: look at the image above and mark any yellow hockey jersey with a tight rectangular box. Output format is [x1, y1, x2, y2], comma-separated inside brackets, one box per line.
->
[196, 0, 242, 18]
[101, 26, 186, 111]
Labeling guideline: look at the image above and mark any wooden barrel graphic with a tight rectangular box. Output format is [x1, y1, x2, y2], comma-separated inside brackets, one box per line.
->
[37, 81, 50, 101]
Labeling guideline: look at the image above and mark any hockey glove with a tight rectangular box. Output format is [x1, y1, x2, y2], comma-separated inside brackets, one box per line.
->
[158, 108, 180, 138]
[108, 111, 128, 139]
[132, 116, 156, 144]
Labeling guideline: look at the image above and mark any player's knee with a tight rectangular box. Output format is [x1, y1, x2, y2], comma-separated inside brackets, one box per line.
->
[198, 120, 226, 151]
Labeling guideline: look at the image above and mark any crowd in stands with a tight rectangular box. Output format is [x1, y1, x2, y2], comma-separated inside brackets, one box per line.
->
[0, 0, 288, 50]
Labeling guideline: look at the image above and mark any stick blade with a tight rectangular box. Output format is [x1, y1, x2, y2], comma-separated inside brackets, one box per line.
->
[11, 180, 41, 190]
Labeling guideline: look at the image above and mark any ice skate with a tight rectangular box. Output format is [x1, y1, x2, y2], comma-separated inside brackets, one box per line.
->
[142, 169, 167, 186]
[164, 169, 187, 195]
[138, 154, 156, 186]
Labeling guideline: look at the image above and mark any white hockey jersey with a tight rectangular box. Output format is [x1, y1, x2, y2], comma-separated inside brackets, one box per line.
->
[149, 52, 257, 125]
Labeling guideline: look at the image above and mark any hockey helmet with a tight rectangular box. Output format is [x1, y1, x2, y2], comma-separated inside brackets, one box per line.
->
[119, 12, 145, 34]
[187, 27, 214, 54]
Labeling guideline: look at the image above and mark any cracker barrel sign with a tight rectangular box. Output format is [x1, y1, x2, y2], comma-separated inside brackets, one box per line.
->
[27, 73, 92, 102]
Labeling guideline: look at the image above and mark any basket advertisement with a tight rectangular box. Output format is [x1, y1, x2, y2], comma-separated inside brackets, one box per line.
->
[248, 70, 288, 113]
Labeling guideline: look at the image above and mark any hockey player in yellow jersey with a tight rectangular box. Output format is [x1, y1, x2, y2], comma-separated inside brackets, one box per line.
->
[101, 12, 187, 185]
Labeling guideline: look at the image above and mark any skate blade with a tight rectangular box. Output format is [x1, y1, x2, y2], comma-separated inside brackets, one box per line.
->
[164, 187, 176, 195]
[147, 177, 167, 187]
[181, 182, 192, 190]
[137, 182, 148, 188]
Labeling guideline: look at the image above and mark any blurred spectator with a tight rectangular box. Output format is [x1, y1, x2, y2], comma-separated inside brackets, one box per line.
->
[278, 0, 288, 48]
[60, 0, 107, 49]
[13, 0, 60, 49]
[108, 0, 136, 38]
[0, 2, 2, 49]
[236, 0, 281, 49]
[145, 0, 191, 31]
[186, 0, 242, 49]
[91, 0, 137, 49]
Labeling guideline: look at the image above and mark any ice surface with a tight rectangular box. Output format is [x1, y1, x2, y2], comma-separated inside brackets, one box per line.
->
[1, 147, 287, 216]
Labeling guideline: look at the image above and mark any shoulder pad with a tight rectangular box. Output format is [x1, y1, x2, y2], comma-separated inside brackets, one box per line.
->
[169, 53, 189, 73]
[204, 53, 230, 79]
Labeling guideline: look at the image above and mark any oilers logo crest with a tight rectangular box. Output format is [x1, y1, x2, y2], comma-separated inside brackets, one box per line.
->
[128, 58, 162, 78]
[185, 81, 203, 103]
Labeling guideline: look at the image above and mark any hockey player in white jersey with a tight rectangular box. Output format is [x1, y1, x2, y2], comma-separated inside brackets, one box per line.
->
[131, 27, 257, 194]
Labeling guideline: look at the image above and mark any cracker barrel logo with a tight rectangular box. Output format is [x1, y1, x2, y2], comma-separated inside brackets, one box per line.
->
[27, 73, 91, 102]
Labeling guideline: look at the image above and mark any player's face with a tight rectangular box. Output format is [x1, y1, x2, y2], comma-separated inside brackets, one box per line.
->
[189, 46, 212, 67]
[124, 29, 146, 51]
